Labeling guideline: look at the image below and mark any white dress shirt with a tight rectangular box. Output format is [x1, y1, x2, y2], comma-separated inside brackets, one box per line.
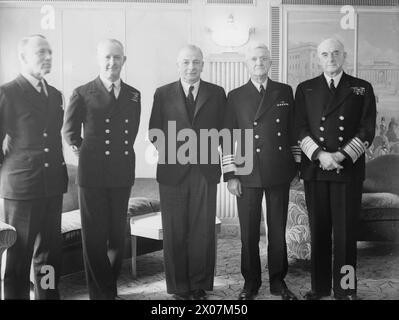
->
[323, 71, 343, 88]
[251, 78, 268, 93]
[21, 72, 48, 96]
[180, 79, 200, 100]
[100, 75, 121, 99]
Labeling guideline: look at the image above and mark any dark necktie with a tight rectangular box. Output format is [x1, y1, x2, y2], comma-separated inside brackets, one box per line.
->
[187, 85, 195, 121]
[38, 81, 47, 101]
[330, 78, 336, 94]
[259, 84, 265, 97]
[110, 83, 117, 102]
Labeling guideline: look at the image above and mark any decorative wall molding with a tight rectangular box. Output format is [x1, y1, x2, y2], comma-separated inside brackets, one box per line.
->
[0, 0, 190, 3]
[206, 0, 255, 5]
[270, 6, 281, 81]
[281, 0, 398, 6]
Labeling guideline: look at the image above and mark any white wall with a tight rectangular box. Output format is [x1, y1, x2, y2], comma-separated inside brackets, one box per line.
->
[0, 0, 271, 177]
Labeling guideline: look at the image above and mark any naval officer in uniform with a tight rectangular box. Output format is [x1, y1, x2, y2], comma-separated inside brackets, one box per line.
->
[62, 39, 141, 300]
[295, 38, 376, 300]
[222, 42, 300, 300]
[0, 34, 68, 299]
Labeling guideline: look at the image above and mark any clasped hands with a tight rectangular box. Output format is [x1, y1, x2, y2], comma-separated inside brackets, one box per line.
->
[317, 151, 345, 173]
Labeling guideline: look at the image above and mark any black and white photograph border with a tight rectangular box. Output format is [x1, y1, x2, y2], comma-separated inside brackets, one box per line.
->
[0, 0, 398, 302]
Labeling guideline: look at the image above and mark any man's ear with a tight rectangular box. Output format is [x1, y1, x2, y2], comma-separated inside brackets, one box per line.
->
[19, 52, 26, 64]
[123, 56, 127, 65]
[343, 51, 347, 60]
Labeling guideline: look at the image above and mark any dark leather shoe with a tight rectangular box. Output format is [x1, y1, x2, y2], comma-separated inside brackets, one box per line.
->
[172, 292, 191, 300]
[304, 290, 330, 300]
[280, 287, 298, 300]
[191, 289, 207, 300]
[238, 288, 258, 300]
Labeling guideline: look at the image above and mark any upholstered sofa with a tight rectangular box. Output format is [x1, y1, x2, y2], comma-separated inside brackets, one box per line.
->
[0, 220, 17, 298]
[61, 164, 162, 275]
[0, 164, 162, 276]
[286, 154, 399, 260]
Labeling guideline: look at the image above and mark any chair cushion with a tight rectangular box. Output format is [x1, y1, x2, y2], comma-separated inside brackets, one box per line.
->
[61, 210, 82, 247]
[127, 197, 160, 218]
[0, 220, 17, 249]
[363, 154, 399, 195]
[362, 193, 399, 209]
[361, 193, 399, 221]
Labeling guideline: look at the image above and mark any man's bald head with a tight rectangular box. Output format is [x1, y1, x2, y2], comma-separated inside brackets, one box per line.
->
[176, 44, 204, 84]
[96, 38, 126, 82]
[317, 38, 347, 77]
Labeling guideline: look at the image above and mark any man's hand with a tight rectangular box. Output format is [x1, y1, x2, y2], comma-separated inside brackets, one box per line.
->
[71, 145, 80, 157]
[317, 151, 343, 171]
[227, 178, 242, 197]
[331, 151, 345, 164]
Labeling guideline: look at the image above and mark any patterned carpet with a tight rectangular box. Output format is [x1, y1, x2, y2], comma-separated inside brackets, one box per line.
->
[59, 237, 399, 300]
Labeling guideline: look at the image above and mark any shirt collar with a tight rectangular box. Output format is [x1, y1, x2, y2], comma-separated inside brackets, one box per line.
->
[323, 71, 343, 88]
[100, 75, 121, 91]
[251, 77, 268, 92]
[21, 72, 45, 93]
[180, 79, 200, 96]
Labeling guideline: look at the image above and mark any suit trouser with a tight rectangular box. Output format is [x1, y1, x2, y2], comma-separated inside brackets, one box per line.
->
[159, 166, 217, 294]
[2, 195, 63, 300]
[304, 180, 362, 297]
[78, 186, 131, 300]
[237, 184, 290, 294]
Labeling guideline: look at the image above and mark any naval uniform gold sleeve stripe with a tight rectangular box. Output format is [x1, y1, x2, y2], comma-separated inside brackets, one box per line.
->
[290, 145, 302, 163]
[222, 153, 237, 173]
[222, 156, 235, 166]
[343, 137, 366, 163]
[222, 164, 237, 174]
[300, 136, 320, 161]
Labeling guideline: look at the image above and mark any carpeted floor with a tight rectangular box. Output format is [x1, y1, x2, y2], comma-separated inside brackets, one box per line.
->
[59, 237, 399, 300]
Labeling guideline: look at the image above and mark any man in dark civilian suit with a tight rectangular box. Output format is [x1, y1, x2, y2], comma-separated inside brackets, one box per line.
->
[149, 45, 226, 300]
[62, 39, 141, 300]
[0, 34, 68, 299]
[222, 42, 300, 300]
[295, 38, 376, 300]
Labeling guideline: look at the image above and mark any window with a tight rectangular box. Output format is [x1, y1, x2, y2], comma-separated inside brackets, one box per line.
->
[283, 5, 399, 159]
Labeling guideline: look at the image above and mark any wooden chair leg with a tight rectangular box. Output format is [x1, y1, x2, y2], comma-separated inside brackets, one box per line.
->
[131, 236, 137, 279]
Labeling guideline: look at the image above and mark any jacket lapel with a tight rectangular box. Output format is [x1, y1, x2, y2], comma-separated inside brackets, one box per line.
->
[254, 79, 279, 121]
[108, 80, 130, 118]
[193, 80, 210, 120]
[90, 76, 114, 117]
[16, 74, 46, 111]
[322, 72, 353, 117]
[170, 81, 192, 126]
[43, 79, 57, 130]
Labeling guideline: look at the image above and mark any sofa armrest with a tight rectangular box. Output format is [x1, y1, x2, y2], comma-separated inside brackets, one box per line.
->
[0, 220, 17, 251]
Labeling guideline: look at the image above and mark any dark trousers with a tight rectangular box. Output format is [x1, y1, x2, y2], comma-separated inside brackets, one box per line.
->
[304, 180, 362, 297]
[237, 184, 290, 294]
[78, 186, 131, 300]
[159, 166, 217, 295]
[2, 195, 63, 300]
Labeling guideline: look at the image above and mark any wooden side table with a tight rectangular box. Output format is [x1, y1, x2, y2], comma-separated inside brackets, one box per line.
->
[130, 211, 221, 278]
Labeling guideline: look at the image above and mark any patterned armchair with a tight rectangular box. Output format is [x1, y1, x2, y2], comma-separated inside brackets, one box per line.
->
[0, 218, 17, 299]
[286, 154, 399, 261]
[286, 178, 311, 260]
